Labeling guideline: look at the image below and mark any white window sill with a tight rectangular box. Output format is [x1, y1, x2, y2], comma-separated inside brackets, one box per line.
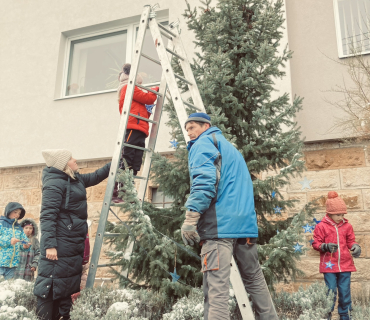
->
[54, 89, 116, 101]
[54, 81, 160, 101]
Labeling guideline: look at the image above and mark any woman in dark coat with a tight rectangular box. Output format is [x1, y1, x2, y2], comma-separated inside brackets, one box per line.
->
[34, 149, 111, 320]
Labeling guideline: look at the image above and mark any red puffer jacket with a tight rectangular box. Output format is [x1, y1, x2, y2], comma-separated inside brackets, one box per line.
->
[119, 85, 158, 137]
[312, 215, 358, 273]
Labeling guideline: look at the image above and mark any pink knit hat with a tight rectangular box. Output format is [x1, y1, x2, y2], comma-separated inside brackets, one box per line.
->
[326, 191, 347, 214]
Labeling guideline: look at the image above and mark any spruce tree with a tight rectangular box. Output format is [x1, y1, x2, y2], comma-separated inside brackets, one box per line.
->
[107, 0, 315, 294]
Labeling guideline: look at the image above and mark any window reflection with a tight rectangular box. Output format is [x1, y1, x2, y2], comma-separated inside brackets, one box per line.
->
[137, 22, 169, 85]
[66, 31, 127, 96]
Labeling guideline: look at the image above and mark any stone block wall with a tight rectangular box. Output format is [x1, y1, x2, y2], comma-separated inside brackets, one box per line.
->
[1, 142, 370, 291]
[275, 142, 370, 292]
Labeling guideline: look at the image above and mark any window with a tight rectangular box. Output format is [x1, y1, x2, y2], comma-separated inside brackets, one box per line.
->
[334, 0, 370, 57]
[66, 31, 127, 96]
[64, 20, 168, 97]
[151, 187, 173, 208]
[136, 22, 169, 85]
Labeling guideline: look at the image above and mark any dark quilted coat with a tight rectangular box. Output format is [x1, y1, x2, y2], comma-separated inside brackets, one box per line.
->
[33, 163, 110, 300]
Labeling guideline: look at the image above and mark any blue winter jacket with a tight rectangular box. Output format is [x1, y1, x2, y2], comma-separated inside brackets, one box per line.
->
[185, 127, 258, 241]
[0, 202, 30, 268]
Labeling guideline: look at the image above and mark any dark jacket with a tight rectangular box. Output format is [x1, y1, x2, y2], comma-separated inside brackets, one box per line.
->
[185, 127, 258, 241]
[34, 163, 110, 300]
[0, 202, 29, 268]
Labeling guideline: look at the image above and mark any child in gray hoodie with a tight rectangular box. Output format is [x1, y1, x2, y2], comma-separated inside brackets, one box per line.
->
[14, 218, 40, 281]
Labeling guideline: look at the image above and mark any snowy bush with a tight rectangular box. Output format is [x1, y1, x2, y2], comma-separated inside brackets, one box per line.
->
[273, 282, 333, 320]
[162, 288, 239, 320]
[70, 286, 169, 320]
[0, 279, 37, 320]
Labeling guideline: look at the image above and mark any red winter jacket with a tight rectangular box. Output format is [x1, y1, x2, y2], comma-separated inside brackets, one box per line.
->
[312, 215, 358, 273]
[119, 85, 158, 137]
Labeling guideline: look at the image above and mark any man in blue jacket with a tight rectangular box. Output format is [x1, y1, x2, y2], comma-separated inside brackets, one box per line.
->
[181, 113, 277, 320]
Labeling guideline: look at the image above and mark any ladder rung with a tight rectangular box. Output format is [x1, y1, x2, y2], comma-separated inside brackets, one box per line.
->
[135, 83, 163, 96]
[97, 263, 123, 268]
[134, 175, 148, 180]
[182, 100, 201, 111]
[110, 202, 126, 207]
[129, 113, 158, 124]
[122, 143, 150, 152]
[160, 31, 173, 40]
[141, 53, 161, 65]
[174, 73, 193, 86]
[103, 233, 121, 237]
[158, 23, 177, 38]
[165, 48, 184, 61]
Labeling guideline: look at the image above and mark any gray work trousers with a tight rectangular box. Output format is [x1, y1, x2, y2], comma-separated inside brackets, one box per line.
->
[201, 239, 278, 320]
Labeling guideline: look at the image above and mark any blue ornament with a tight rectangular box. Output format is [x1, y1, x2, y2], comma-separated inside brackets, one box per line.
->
[274, 206, 282, 214]
[145, 104, 155, 113]
[299, 177, 313, 190]
[310, 225, 316, 232]
[169, 267, 180, 283]
[313, 218, 321, 225]
[170, 139, 178, 149]
[293, 242, 304, 253]
[309, 239, 314, 246]
[271, 191, 276, 198]
[325, 261, 335, 269]
[302, 223, 313, 233]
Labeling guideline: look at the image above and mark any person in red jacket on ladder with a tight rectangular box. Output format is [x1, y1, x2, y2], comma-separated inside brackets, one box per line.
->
[312, 191, 361, 320]
[113, 63, 159, 203]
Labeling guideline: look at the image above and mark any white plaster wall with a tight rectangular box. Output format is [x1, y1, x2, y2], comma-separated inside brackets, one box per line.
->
[285, 0, 369, 142]
[0, 0, 292, 168]
[0, 0, 201, 168]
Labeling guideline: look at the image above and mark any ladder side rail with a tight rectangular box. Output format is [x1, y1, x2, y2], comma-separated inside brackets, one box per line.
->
[148, 18, 191, 144]
[86, 6, 151, 289]
[230, 256, 255, 319]
[170, 27, 206, 113]
[137, 41, 173, 200]
[121, 43, 173, 278]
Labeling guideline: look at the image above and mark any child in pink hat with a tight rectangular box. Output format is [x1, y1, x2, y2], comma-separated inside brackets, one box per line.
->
[312, 191, 361, 320]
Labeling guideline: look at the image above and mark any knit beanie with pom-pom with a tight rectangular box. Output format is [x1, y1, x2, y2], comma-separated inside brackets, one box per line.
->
[326, 191, 347, 215]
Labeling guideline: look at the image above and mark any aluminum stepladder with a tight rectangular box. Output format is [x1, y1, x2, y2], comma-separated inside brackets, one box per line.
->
[86, 4, 256, 319]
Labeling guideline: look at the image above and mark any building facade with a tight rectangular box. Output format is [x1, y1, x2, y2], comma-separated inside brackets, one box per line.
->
[1, 0, 370, 289]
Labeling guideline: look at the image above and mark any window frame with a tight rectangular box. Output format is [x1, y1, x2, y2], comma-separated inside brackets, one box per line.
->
[61, 17, 168, 99]
[333, 0, 370, 58]
[150, 186, 173, 209]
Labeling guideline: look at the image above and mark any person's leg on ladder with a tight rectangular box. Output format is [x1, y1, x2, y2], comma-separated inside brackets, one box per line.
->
[202, 239, 233, 320]
[234, 239, 278, 320]
[113, 129, 136, 202]
[337, 272, 352, 320]
[324, 273, 338, 320]
[130, 130, 146, 176]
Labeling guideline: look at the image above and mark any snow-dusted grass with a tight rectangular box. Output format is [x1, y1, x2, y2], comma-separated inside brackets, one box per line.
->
[0, 279, 368, 319]
[70, 286, 169, 320]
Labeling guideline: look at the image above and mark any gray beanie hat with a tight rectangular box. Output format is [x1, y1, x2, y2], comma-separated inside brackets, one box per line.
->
[42, 149, 72, 171]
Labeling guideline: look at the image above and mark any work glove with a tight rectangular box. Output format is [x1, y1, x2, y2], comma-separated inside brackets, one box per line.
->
[321, 243, 338, 253]
[181, 211, 200, 246]
[351, 244, 361, 258]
